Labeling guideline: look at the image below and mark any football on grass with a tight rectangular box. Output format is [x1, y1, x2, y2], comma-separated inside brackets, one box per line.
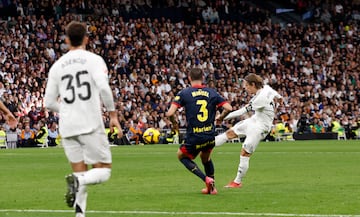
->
[143, 128, 161, 144]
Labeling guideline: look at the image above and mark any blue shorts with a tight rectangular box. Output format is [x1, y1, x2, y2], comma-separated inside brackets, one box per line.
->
[179, 139, 215, 159]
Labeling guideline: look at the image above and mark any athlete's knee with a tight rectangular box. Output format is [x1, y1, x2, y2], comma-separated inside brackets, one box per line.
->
[200, 153, 211, 163]
[71, 161, 88, 172]
[93, 162, 112, 169]
[177, 149, 185, 160]
[241, 148, 252, 157]
[200, 148, 212, 159]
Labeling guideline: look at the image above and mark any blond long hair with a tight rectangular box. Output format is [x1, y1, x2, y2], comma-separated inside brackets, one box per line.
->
[244, 73, 263, 89]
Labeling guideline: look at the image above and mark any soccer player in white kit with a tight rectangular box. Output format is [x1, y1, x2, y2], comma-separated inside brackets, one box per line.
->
[215, 73, 282, 188]
[44, 21, 122, 217]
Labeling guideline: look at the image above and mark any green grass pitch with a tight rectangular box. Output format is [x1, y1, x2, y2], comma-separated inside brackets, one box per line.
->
[0, 140, 360, 217]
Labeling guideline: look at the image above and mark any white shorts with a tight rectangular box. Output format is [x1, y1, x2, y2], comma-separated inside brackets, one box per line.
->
[62, 129, 112, 165]
[231, 118, 269, 153]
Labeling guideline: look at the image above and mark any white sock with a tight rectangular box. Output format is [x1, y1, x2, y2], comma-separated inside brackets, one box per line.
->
[215, 133, 228, 146]
[74, 172, 87, 217]
[234, 156, 250, 184]
[78, 168, 111, 185]
[75, 212, 85, 217]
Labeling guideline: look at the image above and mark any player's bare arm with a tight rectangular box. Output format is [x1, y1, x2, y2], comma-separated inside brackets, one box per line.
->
[216, 102, 233, 124]
[0, 101, 17, 129]
[223, 104, 252, 121]
[166, 104, 179, 132]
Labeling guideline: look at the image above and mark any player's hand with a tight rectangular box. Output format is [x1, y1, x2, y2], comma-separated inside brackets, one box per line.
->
[116, 126, 123, 139]
[109, 111, 123, 138]
[215, 115, 222, 125]
[5, 113, 17, 129]
[110, 121, 123, 139]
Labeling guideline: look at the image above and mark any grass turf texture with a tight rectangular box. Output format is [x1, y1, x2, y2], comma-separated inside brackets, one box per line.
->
[0, 140, 359, 217]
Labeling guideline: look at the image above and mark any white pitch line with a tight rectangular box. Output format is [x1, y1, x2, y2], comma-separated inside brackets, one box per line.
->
[0, 209, 360, 217]
[217, 152, 360, 154]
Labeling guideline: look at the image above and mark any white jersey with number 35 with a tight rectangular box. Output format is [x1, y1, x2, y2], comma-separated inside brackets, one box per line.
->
[45, 49, 115, 138]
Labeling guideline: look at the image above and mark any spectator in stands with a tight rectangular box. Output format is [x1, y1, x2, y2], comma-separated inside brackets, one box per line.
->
[297, 113, 311, 133]
[209, 7, 220, 24]
[28, 106, 39, 127]
[311, 118, 326, 133]
[127, 120, 142, 145]
[348, 117, 359, 139]
[285, 122, 293, 134]
[34, 120, 48, 146]
[16, 121, 23, 141]
[0, 0, 358, 145]
[0, 125, 6, 148]
[202, 6, 211, 23]
[47, 121, 59, 147]
[331, 115, 346, 138]
[19, 124, 35, 147]
[272, 119, 286, 139]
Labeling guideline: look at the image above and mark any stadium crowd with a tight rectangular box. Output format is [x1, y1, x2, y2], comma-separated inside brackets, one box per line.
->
[0, 0, 359, 147]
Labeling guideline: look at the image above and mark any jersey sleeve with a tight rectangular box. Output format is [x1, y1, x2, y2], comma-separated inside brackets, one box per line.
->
[172, 91, 183, 108]
[92, 56, 115, 111]
[44, 65, 60, 113]
[250, 85, 281, 109]
[215, 92, 227, 107]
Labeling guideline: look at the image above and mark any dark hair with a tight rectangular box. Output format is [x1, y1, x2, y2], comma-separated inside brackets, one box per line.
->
[244, 73, 263, 89]
[189, 68, 203, 81]
[65, 21, 87, 47]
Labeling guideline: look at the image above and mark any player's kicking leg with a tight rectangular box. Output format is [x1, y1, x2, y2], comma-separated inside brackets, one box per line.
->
[225, 147, 251, 188]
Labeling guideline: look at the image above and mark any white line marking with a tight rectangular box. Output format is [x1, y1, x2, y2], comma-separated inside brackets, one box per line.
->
[217, 152, 360, 154]
[1, 209, 359, 217]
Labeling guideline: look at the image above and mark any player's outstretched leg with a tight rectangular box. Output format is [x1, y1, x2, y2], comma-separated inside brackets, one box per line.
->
[179, 157, 206, 180]
[225, 155, 249, 188]
[215, 133, 228, 147]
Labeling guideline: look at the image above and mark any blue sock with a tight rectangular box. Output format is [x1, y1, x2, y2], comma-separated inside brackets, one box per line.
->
[180, 157, 206, 181]
[203, 159, 214, 179]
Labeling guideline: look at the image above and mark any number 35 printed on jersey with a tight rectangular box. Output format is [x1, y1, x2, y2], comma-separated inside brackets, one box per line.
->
[61, 70, 91, 104]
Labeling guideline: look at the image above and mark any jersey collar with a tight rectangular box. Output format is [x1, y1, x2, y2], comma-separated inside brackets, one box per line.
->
[192, 84, 206, 88]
